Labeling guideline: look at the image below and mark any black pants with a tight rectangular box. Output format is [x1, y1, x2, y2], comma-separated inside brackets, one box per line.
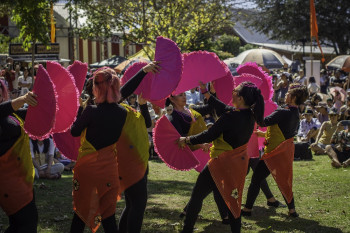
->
[245, 160, 295, 210]
[70, 212, 118, 233]
[248, 158, 274, 200]
[5, 194, 38, 233]
[182, 166, 241, 233]
[119, 172, 148, 233]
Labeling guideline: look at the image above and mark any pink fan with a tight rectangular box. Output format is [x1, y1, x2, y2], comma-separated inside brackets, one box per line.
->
[67, 60, 88, 95]
[237, 62, 273, 100]
[153, 115, 200, 171]
[53, 131, 80, 161]
[233, 73, 263, 88]
[213, 71, 234, 105]
[247, 123, 260, 159]
[258, 99, 278, 149]
[173, 51, 229, 95]
[193, 148, 210, 172]
[149, 36, 183, 101]
[121, 62, 152, 99]
[24, 65, 57, 140]
[47, 61, 80, 134]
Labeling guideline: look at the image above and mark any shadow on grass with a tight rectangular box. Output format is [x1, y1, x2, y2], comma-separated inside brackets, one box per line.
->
[243, 206, 343, 233]
[147, 179, 195, 196]
[143, 200, 230, 233]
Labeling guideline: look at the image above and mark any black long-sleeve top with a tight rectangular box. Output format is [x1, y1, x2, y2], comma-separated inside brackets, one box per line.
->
[188, 95, 255, 149]
[261, 106, 300, 140]
[167, 103, 215, 137]
[0, 101, 27, 156]
[71, 69, 151, 150]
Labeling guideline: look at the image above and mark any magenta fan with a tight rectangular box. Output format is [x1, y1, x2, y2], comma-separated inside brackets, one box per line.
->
[173, 51, 229, 95]
[153, 116, 200, 171]
[67, 60, 88, 95]
[46, 61, 80, 134]
[53, 132, 80, 161]
[213, 71, 234, 105]
[192, 148, 210, 172]
[24, 65, 57, 140]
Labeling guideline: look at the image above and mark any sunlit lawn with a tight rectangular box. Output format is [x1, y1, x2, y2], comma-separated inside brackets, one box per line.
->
[1, 155, 349, 232]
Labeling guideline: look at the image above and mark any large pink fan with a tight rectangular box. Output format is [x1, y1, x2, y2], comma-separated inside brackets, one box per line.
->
[213, 71, 234, 105]
[233, 73, 263, 88]
[149, 36, 183, 101]
[24, 65, 57, 140]
[53, 131, 80, 161]
[153, 115, 200, 171]
[67, 60, 88, 95]
[121, 62, 152, 98]
[247, 124, 260, 159]
[173, 51, 229, 95]
[193, 148, 210, 172]
[258, 100, 278, 149]
[237, 62, 273, 100]
[47, 61, 80, 134]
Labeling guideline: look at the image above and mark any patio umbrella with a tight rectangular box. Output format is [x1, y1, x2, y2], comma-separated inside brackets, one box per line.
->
[224, 48, 286, 69]
[326, 55, 350, 72]
[89, 55, 127, 68]
[114, 57, 150, 74]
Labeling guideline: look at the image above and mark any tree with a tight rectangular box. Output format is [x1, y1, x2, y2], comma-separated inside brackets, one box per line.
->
[215, 34, 241, 56]
[1, 0, 54, 49]
[247, 0, 350, 55]
[69, 0, 237, 53]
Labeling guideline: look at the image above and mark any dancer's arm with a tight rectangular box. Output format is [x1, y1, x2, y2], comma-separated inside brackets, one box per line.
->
[0, 92, 37, 118]
[138, 95, 152, 128]
[120, 61, 161, 100]
[71, 106, 94, 137]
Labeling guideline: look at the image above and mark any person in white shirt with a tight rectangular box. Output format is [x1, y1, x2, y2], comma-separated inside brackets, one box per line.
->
[308, 76, 320, 96]
[185, 88, 200, 105]
[30, 138, 64, 179]
[18, 67, 32, 96]
[295, 70, 307, 86]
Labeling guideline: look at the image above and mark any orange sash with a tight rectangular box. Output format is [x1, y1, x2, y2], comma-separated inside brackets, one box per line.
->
[73, 143, 120, 233]
[0, 116, 34, 216]
[208, 144, 249, 219]
[261, 138, 294, 203]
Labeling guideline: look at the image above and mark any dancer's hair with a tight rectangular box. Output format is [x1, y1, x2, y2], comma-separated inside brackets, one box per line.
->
[0, 79, 9, 102]
[236, 81, 265, 126]
[92, 67, 121, 104]
[289, 83, 309, 105]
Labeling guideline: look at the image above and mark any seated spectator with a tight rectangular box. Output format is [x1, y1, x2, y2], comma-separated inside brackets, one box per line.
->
[297, 108, 321, 143]
[294, 70, 307, 86]
[320, 69, 329, 94]
[30, 138, 64, 179]
[204, 113, 215, 124]
[127, 94, 139, 109]
[325, 120, 350, 168]
[315, 102, 329, 124]
[310, 108, 339, 155]
[274, 72, 289, 105]
[308, 76, 320, 96]
[339, 97, 350, 120]
[330, 70, 345, 88]
[55, 149, 75, 171]
[186, 88, 200, 105]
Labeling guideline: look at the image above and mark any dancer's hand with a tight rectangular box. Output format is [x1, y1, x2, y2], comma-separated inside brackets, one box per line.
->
[254, 129, 266, 138]
[177, 137, 187, 149]
[143, 61, 161, 74]
[138, 93, 147, 105]
[22, 91, 37, 106]
[201, 143, 210, 152]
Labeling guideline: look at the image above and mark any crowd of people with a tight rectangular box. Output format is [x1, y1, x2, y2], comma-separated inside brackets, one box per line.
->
[1, 55, 350, 233]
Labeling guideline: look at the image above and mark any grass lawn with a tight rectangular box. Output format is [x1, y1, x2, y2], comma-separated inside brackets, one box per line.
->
[1, 155, 349, 233]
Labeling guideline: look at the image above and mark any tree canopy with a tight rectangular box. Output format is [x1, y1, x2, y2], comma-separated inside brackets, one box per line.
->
[247, 0, 350, 55]
[70, 0, 238, 52]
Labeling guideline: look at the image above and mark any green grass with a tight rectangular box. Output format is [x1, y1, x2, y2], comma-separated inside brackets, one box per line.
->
[1, 155, 349, 233]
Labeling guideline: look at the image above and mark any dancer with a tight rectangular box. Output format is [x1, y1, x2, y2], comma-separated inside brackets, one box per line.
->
[165, 91, 230, 224]
[242, 83, 308, 217]
[177, 82, 265, 233]
[70, 62, 160, 233]
[0, 79, 39, 233]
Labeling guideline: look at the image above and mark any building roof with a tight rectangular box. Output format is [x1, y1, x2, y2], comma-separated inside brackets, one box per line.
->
[233, 20, 335, 55]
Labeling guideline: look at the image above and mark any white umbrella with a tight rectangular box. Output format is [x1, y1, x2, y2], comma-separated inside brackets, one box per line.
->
[224, 48, 286, 69]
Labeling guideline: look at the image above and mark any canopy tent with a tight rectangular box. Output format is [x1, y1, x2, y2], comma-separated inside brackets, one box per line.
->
[128, 46, 155, 60]
[89, 55, 127, 68]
